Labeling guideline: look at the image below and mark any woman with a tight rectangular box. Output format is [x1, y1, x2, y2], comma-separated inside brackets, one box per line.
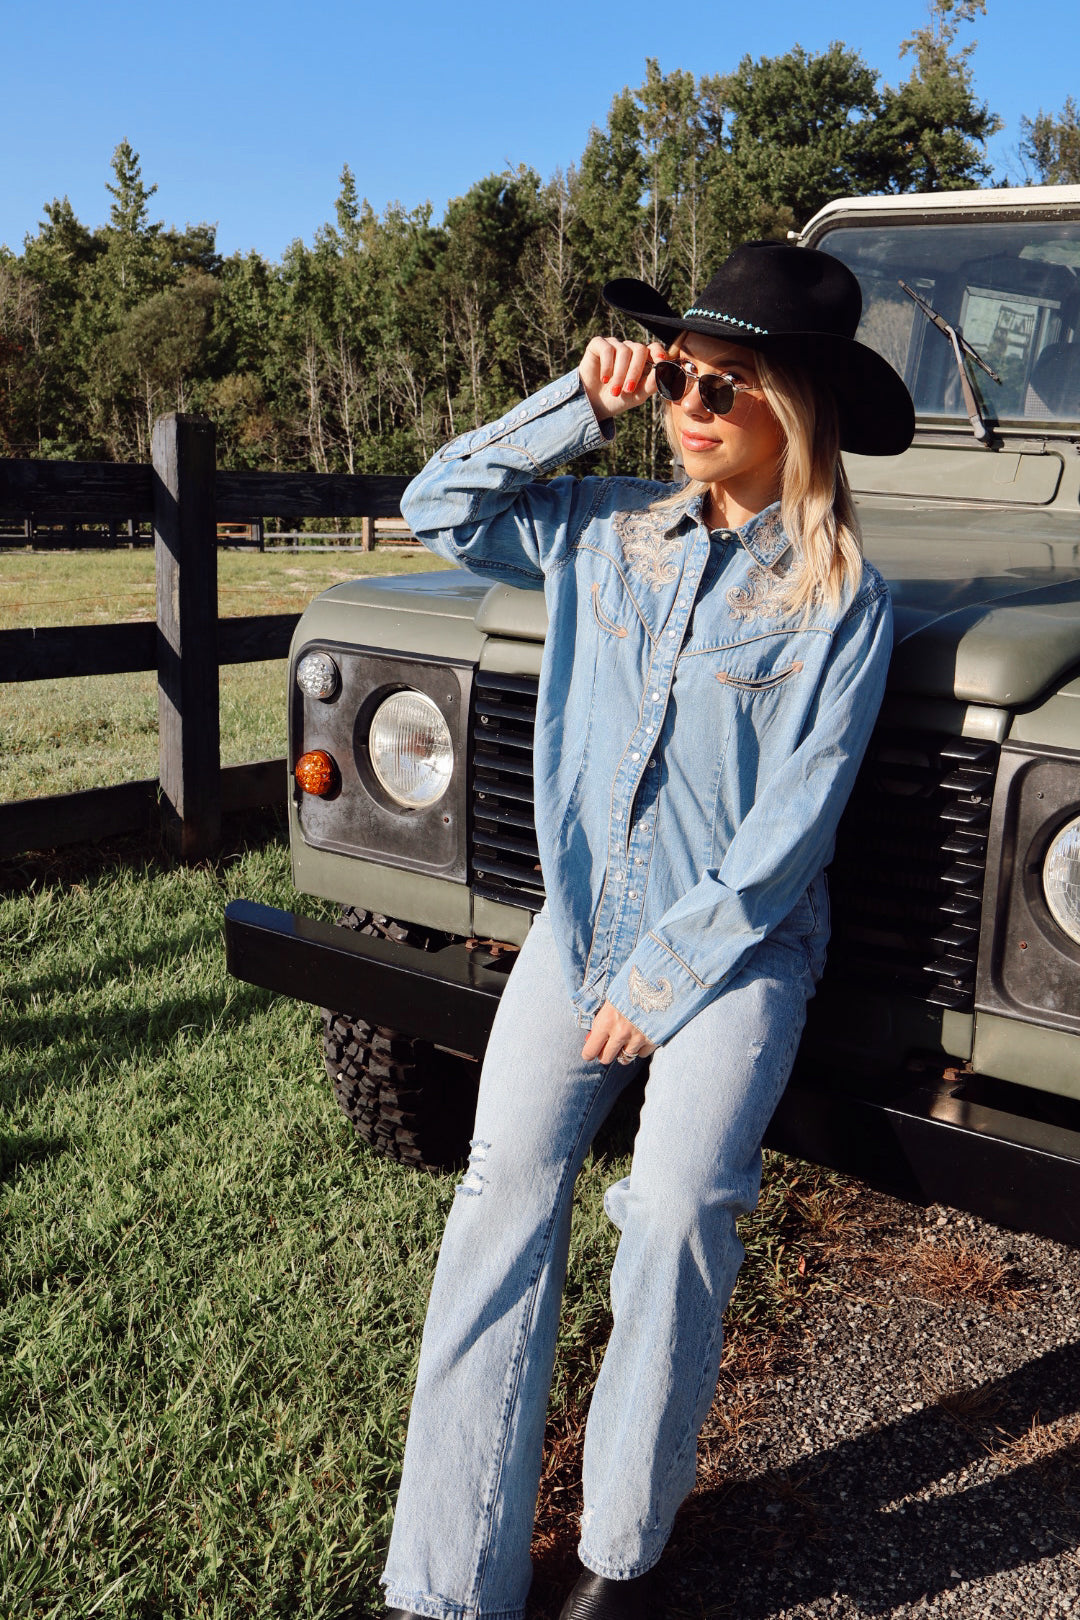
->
[381, 241, 914, 1620]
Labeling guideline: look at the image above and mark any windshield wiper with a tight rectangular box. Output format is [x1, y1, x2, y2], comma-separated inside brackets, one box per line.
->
[899, 280, 1003, 447]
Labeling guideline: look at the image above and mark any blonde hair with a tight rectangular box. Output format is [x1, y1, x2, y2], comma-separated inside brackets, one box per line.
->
[652, 343, 863, 619]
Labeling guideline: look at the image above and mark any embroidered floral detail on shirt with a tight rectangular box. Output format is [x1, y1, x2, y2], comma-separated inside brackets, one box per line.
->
[749, 509, 788, 564]
[726, 563, 785, 622]
[614, 510, 683, 592]
[628, 964, 675, 1013]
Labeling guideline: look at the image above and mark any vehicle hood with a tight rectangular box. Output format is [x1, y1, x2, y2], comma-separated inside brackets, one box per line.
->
[319, 501, 1080, 709]
[861, 500, 1080, 706]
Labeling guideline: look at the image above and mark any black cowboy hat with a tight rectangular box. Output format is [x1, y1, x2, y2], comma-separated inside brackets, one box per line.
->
[603, 240, 915, 457]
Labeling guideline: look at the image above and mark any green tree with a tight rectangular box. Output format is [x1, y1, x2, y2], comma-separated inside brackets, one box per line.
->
[335, 162, 363, 250]
[704, 44, 888, 228]
[103, 272, 219, 458]
[513, 169, 589, 387]
[99, 138, 164, 310]
[440, 169, 545, 427]
[208, 250, 285, 468]
[0, 254, 40, 454]
[11, 198, 101, 455]
[574, 87, 648, 292]
[881, 0, 1002, 191]
[1020, 96, 1080, 185]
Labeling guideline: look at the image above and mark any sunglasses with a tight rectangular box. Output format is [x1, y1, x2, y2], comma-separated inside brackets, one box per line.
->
[652, 358, 757, 416]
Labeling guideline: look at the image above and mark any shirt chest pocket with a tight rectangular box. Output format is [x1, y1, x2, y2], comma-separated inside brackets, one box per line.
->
[591, 582, 629, 640]
[715, 659, 803, 692]
[708, 635, 805, 693]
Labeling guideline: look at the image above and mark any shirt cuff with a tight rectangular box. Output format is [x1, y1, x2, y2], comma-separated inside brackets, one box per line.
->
[604, 931, 714, 1048]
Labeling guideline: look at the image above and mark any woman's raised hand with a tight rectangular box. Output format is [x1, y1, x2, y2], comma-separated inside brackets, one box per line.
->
[579, 337, 669, 421]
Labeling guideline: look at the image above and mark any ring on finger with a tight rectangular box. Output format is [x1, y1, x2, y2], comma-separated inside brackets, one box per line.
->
[617, 1049, 638, 1066]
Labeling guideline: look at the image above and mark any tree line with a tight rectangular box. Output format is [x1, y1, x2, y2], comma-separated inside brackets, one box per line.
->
[1, 0, 1076, 487]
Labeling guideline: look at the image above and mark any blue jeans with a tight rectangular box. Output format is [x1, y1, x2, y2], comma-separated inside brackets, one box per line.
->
[382, 908, 816, 1620]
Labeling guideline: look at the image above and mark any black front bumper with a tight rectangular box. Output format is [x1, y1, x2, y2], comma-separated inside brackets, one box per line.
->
[225, 899, 1080, 1247]
[225, 898, 512, 1054]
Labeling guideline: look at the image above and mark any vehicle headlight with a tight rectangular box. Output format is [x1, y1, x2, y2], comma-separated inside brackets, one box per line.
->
[369, 690, 453, 808]
[1043, 814, 1080, 945]
[296, 651, 340, 701]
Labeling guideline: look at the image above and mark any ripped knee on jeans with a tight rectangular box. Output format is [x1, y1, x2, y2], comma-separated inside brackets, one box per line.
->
[458, 1138, 490, 1196]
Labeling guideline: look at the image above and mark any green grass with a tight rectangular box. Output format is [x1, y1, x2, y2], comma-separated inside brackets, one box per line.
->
[1, 828, 843, 1620]
[0, 548, 451, 803]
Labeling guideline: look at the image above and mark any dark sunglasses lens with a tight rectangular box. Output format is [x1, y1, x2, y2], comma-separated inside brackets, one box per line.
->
[698, 376, 737, 415]
[652, 362, 737, 415]
[653, 361, 687, 402]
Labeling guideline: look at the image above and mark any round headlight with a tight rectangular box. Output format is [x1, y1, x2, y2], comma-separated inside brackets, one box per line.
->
[296, 651, 340, 701]
[368, 691, 453, 808]
[1043, 814, 1080, 945]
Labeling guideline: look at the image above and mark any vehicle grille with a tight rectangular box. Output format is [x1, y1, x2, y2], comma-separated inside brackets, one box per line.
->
[469, 681, 996, 1011]
[825, 729, 998, 1012]
[469, 671, 545, 912]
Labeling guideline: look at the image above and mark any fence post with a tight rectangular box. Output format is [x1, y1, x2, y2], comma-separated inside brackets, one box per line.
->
[153, 413, 221, 860]
[360, 515, 375, 552]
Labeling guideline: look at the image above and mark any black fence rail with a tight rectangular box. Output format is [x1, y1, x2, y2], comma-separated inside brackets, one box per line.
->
[0, 415, 410, 861]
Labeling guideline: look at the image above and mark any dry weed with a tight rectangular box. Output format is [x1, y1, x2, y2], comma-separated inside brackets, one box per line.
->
[895, 1237, 1033, 1311]
[996, 1410, 1080, 1478]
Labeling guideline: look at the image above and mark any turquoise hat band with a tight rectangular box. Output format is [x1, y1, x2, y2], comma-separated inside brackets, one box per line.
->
[682, 306, 769, 336]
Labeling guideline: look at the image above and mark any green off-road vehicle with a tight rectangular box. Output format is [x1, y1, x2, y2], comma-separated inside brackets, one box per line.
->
[226, 184, 1080, 1246]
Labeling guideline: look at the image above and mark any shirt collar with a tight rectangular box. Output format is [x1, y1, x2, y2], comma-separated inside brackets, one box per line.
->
[663, 493, 793, 569]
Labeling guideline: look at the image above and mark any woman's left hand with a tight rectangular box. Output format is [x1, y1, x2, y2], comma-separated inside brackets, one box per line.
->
[582, 1001, 657, 1066]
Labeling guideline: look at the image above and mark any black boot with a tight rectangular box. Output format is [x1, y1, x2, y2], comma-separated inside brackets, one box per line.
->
[557, 1565, 656, 1619]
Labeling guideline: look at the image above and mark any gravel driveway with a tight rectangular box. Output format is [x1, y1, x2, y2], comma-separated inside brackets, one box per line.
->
[661, 1193, 1080, 1619]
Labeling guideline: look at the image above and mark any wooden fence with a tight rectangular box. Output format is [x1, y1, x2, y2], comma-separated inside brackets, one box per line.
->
[0, 414, 410, 862]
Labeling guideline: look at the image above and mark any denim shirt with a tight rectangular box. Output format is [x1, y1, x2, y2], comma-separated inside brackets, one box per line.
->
[401, 370, 893, 1047]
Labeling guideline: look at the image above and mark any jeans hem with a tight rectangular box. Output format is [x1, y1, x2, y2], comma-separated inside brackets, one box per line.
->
[382, 1588, 526, 1620]
[576, 1539, 666, 1582]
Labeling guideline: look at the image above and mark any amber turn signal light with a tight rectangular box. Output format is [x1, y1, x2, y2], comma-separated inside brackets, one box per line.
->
[294, 750, 339, 796]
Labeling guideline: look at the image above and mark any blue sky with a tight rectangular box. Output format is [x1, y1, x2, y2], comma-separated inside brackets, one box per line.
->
[1, 0, 1071, 260]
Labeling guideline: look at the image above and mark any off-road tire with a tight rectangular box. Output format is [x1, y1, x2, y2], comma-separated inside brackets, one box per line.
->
[321, 907, 481, 1171]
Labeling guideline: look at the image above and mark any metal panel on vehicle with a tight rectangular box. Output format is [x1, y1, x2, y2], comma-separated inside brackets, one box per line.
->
[846, 448, 1063, 503]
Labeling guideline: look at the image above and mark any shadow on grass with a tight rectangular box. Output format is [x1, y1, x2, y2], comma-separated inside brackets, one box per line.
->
[9, 919, 217, 1002]
[0, 979, 289, 1107]
[649, 1338, 1080, 1619]
[0, 1129, 68, 1186]
[0, 805, 288, 898]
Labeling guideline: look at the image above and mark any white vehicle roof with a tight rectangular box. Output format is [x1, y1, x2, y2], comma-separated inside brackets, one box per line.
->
[800, 185, 1080, 243]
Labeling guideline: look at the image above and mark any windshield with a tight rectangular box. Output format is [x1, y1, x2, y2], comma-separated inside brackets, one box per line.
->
[819, 219, 1080, 427]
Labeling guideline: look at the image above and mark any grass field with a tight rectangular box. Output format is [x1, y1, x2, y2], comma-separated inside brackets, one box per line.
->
[2, 548, 852, 1617]
[0, 547, 449, 803]
[0, 824, 847, 1619]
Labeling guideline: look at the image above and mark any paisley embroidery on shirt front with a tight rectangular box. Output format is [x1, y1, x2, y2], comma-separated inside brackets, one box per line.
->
[727, 564, 782, 622]
[726, 513, 793, 621]
[615, 510, 683, 593]
[628, 964, 675, 1013]
[726, 557, 798, 623]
